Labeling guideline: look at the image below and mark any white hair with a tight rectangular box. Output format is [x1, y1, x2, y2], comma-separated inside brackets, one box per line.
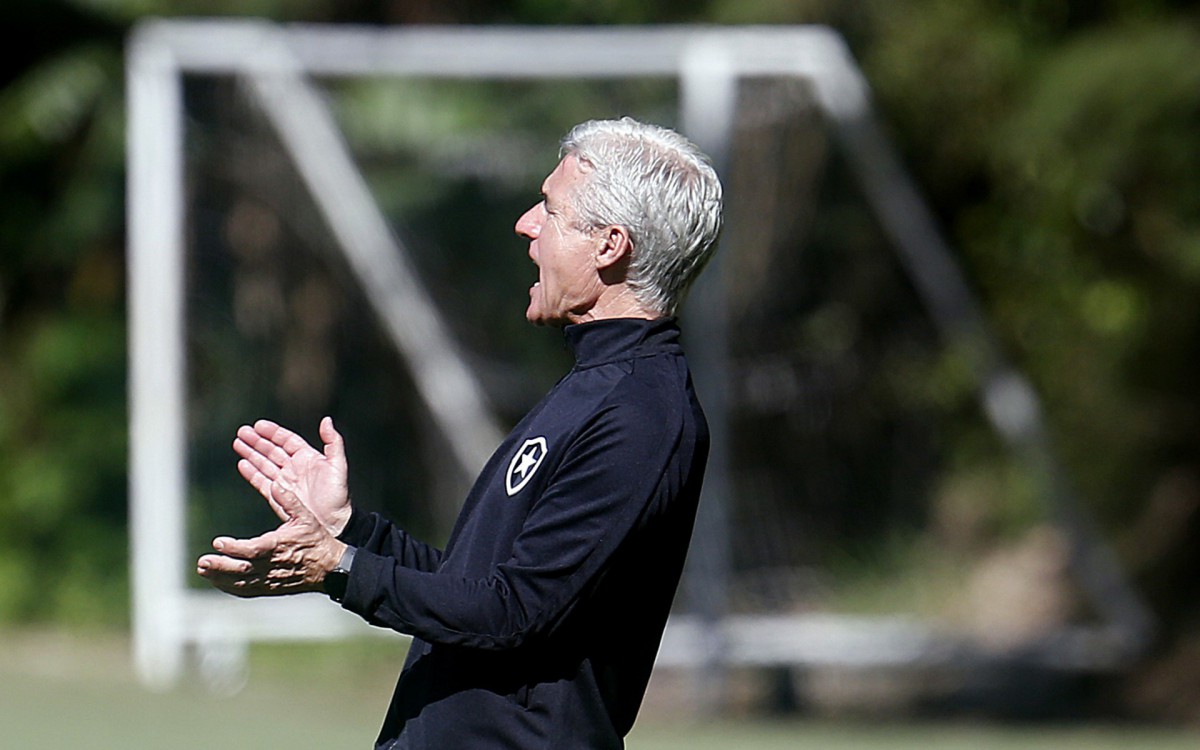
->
[560, 117, 723, 317]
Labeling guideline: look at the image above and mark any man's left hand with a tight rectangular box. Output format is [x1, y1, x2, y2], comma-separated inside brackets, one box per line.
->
[197, 481, 347, 598]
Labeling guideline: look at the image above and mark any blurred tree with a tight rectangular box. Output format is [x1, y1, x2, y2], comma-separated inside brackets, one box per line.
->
[863, 0, 1200, 605]
[2, 0, 1199, 720]
[0, 1, 129, 624]
[859, 0, 1200, 718]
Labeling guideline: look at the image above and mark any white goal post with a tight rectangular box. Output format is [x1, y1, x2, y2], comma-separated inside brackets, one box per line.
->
[126, 19, 1150, 692]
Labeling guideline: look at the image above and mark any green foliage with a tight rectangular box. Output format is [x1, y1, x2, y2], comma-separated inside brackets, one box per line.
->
[968, 21, 1200, 517]
[0, 2, 128, 625]
[3, 2, 1200, 698]
[856, 3, 1200, 537]
[0, 315, 128, 624]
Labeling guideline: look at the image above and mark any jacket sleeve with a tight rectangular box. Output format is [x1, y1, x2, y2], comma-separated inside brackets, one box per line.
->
[338, 506, 443, 573]
[336, 391, 691, 649]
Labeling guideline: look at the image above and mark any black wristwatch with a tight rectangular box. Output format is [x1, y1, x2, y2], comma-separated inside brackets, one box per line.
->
[323, 545, 356, 603]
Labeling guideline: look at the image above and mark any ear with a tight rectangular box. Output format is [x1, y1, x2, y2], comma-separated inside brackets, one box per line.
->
[594, 225, 633, 272]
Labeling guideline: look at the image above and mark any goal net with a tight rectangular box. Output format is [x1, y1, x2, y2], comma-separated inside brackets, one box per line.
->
[127, 21, 1150, 705]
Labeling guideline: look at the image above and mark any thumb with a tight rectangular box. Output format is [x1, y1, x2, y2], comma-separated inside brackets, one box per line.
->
[270, 481, 310, 521]
[320, 416, 347, 468]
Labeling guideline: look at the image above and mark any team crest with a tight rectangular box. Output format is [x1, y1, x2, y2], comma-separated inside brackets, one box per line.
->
[506, 436, 548, 496]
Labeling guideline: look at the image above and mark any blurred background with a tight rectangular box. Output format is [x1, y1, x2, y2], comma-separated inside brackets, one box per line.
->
[3, 0, 1200, 747]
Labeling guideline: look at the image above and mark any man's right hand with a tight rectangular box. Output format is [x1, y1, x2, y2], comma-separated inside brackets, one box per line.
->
[233, 416, 352, 537]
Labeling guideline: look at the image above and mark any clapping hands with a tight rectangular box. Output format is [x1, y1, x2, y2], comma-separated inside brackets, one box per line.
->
[197, 417, 354, 598]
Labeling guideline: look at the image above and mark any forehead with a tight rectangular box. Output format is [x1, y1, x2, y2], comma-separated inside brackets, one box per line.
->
[541, 154, 588, 200]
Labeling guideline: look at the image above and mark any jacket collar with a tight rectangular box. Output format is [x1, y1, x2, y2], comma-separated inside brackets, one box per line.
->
[563, 317, 683, 368]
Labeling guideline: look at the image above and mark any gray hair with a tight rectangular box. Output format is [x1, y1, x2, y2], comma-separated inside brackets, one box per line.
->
[559, 117, 723, 317]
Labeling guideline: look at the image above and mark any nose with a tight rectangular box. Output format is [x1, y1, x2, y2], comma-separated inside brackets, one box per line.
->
[515, 202, 543, 240]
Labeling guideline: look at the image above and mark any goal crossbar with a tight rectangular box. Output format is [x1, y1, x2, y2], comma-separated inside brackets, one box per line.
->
[126, 19, 1152, 692]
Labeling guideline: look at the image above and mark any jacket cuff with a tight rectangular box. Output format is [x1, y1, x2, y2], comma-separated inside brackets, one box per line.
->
[338, 546, 386, 620]
[337, 506, 375, 546]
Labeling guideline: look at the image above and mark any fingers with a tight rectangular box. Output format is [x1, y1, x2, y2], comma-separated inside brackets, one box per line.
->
[211, 532, 276, 560]
[197, 554, 274, 598]
[231, 416, 340, 524]
[234, 425, 289, 472]
[236, 457, 273, 498]
[197, 552, 260, 597]
[234, 417, 338, 469]
[197, 553, 253, 576]
[232, 429, 287, 505]
[254, 419, 316, 457]
[231, 419, 320, 499]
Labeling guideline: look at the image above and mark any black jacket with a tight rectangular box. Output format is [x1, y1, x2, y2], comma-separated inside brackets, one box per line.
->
[337, 317, 710, 749]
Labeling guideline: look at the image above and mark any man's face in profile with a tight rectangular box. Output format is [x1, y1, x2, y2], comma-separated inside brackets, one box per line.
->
[514, 154, 605, 327]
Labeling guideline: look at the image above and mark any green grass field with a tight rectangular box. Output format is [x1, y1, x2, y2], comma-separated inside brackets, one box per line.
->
[3, 630, 1198, 749]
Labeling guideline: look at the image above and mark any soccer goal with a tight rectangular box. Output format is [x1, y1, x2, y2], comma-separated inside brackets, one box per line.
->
[126, 20, 1152, 702]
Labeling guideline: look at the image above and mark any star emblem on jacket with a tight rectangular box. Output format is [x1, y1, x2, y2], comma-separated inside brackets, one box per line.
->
[506, 436, 548, 496]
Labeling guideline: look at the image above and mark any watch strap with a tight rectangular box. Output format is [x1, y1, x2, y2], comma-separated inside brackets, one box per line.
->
[323, 545, 356, 603]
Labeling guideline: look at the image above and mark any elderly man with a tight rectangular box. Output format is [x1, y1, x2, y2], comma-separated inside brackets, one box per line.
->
[198, 117, 723, 749]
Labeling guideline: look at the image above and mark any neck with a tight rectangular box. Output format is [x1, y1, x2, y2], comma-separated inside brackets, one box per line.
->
[567, 285, 656, 325]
